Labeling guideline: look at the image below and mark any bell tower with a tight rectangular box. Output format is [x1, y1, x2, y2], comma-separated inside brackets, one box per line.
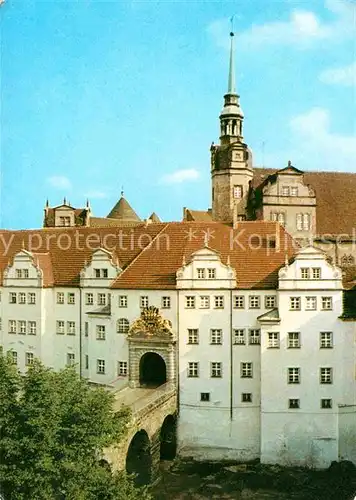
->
[211, 30, 253, 223]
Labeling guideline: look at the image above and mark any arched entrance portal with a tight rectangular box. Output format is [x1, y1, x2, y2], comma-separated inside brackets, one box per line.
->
[126, 430, 152, 486]
[139, 352, 167, 387]
[160, 414, 177, 460]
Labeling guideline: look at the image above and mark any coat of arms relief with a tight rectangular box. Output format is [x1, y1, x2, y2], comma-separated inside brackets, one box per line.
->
[128, 306, 173, 338]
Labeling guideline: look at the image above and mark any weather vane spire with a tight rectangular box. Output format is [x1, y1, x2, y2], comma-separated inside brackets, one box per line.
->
[227, 16, 236, 94]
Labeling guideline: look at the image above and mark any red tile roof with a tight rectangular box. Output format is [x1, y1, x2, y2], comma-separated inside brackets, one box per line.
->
[112, 221, 296, 290]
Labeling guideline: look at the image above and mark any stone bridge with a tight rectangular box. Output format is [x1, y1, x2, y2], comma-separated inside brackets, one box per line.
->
[104, 382, 177, 485]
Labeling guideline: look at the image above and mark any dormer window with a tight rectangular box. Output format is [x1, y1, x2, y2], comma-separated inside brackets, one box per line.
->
[290, 186, 298, 196]
[312, 268, 321, 279]
[301, 268, 310, 279]
[94, 268, 108, 278]
[197, 268, 205, 279]
[233, 185, 243, 199]
[207, 268, 216, 279]
[16, 269, 29, 279]
[59, 216, 71, 226]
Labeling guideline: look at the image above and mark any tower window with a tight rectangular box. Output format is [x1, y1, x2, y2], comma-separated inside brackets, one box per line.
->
[233, 185, 243, 199]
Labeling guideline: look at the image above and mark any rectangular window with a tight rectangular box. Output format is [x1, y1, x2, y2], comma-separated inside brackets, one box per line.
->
[118, 361, 128, 376]
[197, 268, 205, 279]
[321, 398, 332, 409]
[233, 185, 243, 199]
[28, 321, 37, 335]
[102, 269, 108, 278]
[281, 186, 290, 196]
[199, 296, 210, 309]
[303, 213, 310, 230]
[277, 213, 286, 226]
[162, 296, 171, 309]
[214, 296, 224, 309]
[296, 214, 303, 231]
[18, 320, 26, 335]
[98, 293, 106, 306]
[140, 296, 149, 308]
[57, 292, 64, 304]
[188, 329, 199, 344]
[56, 320, 65, 334]
[249, 329, 260, 345]
[187, 362, 199, 378]
[267, 332, 280, 348]
[320, 367, 333, 384]
[9, 320, 17, 334]
[211, 362, 222, 378]
[85, 355, 89, 370]
[241, 362, 253, 378]
[290, 297, 301, 310]
[288, 332, 300, 348]
[96, 325, 106, 340]
[185, 296, 195, 309]
[67, 293, 75, 305]
[28, 293, 36, 304]
[25, 352, 34, 366]
[210, 329, 222, 345]
[84, 322, 89, 337]
[200, 392, 210, 402]
[97, 359, 105, 374]
[19, 293, 26, 304]
[321, 297, 333, 310]
[288, 367, 300, 384]
[9, 350, 17, 364]
[207, 268, 216, 279]
[301, 268, 310, 279]
[9, 293, 17, 304]
[233, 329, 245, 345]
[242, 393, 252, 403]
[94, 269, 101, 278]
[265, 295, 276, 309]
[312, 268, 321, 279]
[290, 186, 298, 197]
[16, 269, 22, 279]
[67, 321, 76, 335]
[66, 353, 75, 367]
[234, 296, 245, 309]
[85, 293, 94, 305]
[249, 296, 260, 309]
[320, 332, 333, 348]
[118, 295, 128, 308]
[289, 398, 300, 409]
[305, 296, 317, 311]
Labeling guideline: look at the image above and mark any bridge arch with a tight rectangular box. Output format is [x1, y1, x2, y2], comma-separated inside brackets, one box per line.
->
[160, 414, 177, 460]
[126, 429, 152, 486]
[139, 351, 167, 387]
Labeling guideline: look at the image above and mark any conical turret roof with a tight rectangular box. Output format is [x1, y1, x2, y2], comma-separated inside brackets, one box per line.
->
[107, 196, 141, 221]
[148, 212, 161, 223]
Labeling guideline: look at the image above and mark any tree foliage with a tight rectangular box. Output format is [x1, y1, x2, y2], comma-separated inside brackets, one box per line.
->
[0, 356, 151, 500]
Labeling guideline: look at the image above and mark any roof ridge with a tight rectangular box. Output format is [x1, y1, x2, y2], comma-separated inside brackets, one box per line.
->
[110, 222, 170, 286]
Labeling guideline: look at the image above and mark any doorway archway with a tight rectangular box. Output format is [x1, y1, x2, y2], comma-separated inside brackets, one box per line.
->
[139, 352, 167, 387]
[126, 430, 151, 486]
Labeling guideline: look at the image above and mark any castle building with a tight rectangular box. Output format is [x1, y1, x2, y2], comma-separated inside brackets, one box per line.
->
[2, 32, 356, 469]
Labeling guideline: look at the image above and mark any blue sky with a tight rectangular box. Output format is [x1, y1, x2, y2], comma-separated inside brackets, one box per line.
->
[1, 0, 355, 229]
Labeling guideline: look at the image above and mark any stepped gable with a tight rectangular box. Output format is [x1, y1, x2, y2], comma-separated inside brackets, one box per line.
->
[0, 224, 167, 287]
[107, 196, 141, 221]
[111, 221, 297, 290]
[253, 168, 356, 236]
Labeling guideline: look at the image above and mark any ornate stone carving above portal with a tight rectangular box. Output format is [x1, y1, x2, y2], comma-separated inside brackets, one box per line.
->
[128, 307, 173, 339]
